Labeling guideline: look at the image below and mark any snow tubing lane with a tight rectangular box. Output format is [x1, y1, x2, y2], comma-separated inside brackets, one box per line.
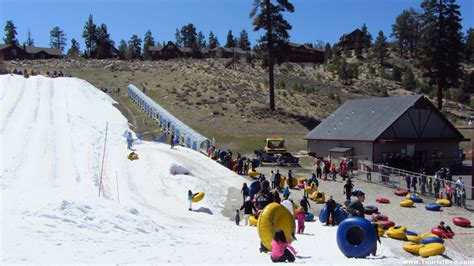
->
[452, 217, 471, 227]
[376, 197, 390, 204]
[419, 243, 445, 257]
[431, 228, 455, 239]
[420, 237, 444, 245]
[364, 205, 378, 215]
[425, 202, 441, 211]
[395, 189, 408, 196]
[257, 203, 296, 251]
[249, 180, 261, 199]
[336, 217, 377, 258]
[192, 192, 205, 203]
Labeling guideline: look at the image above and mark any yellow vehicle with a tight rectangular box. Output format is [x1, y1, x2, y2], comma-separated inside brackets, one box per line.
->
[264, 138, 287, 154]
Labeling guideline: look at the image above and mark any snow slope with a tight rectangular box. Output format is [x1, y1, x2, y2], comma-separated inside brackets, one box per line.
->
[0, 75, 463, 264]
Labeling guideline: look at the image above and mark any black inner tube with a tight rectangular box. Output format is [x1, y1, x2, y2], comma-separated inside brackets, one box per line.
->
[346, 226, 365, 246]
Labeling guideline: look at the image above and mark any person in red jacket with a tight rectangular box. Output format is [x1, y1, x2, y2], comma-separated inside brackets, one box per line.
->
[271, 230, 297, 263]
[296, 208, 306, 234]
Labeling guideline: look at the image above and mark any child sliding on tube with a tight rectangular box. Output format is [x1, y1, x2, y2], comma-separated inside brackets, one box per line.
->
[271, 230, 297, 263]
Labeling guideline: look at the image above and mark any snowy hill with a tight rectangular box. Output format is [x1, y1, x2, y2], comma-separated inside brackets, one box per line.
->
[0, 75, 462, 264]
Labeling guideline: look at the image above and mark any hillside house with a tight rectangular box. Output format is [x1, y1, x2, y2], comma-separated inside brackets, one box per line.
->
[287, 43, 324, 63]
[338, 29, 364, 49]
[0, 44, 26, 60]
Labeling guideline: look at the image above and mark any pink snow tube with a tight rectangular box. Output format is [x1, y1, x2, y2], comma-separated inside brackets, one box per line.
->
[394, 189, 408, 196]
[376, 197, 390, 204]
[371, 214, 388, 221]
[452, 217, 471, 228]
[380, 220, 395, 229]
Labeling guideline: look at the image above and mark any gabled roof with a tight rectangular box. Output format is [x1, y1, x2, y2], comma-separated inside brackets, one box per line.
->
[0, 44, 22, 51]
[24, 46, 62, 56]
[304, 95, 426, 141]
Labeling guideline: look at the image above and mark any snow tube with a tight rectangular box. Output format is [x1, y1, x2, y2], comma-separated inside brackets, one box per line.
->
[376, 197, 390, 204]
[390, 225, 407, 232]
[311, 191, 325, 203]
[279, 177, 286, 189]
[403, 243, 424, 255]
[380, 220, 395, 230]
[192, 192, 205, 203]
[395, 189, 408, 196]
[372, 222, 385, 237]
[257, 203, 296, 251]
[351, 189, 362, 196]
[406, 230, 417, 236]
[431, 228, 455, 239]
[409, 194, 423, 203]
[336, 217, 377, 258]
[249, 180, 261, 199]
[406, 233, 422, 243]
[304, 185, 316, 195]
[319, 206, 329, 223]
[248, 168, 260, 178]
[371, 214, 388, 221]
[452, 217, 471, 228]
[436, 199, 451, 207]
[421, 233, 438, 239]
[386, 227, 407, 240]
[251, 159, 260, 169]
[425, 202, 441, 211]
[127, 153, 139, 160]
[286, 177, 297, 188]
[364, 205, 378, 215]
[305, 212, 314, 222]
[400, 199, 414, 207]
[421, 237, 444, 245]
[406, 193, 420, 199]
[249, 215, 258, 227]
[419, 243, 445, 257]
[297, 178, 306, 189]
[334, 207, 348, 224]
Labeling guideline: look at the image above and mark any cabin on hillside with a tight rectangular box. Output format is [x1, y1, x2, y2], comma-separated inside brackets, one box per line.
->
[304, 95, 467, 171]
[211, 47, 253, 58]
[338, 29, 363, 49]
[149, 41, 211, 60]
[287, 43, 324, 63]
[24, 46, 62, 59]
[0, 44, 26, 60]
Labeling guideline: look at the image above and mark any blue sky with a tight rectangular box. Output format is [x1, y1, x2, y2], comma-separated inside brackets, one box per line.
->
[1, 0, 473, 50]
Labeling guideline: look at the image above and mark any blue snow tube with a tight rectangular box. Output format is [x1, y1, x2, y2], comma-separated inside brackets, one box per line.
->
[305, 212, 315, 222]
[425, 202, 441, 211]
[251, 159, 260, 169]
[409, 194, 423, 203]
[351, 189, 362, 196]
[336, 217, 377, 258]
[421, 237, 444, 244]
[219, 151, 227, 160]
[405, 231, 418, 236]
[249, 181, 261, 199]
[319, 206, 329, 223]
[335, 207, 348, 224]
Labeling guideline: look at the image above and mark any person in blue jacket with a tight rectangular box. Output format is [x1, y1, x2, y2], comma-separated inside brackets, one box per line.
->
[127, 132, 134, 150]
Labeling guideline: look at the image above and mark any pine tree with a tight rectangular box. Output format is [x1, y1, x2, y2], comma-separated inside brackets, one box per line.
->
[373, 30, 388, 67]
[466, 28, 474, 63]
[225, 30, 236, 48]
[67, 38, 81, 59]
[3, 20, 18, 45]
[360, 23, 372, 52]
[392, 8, 420, 57]
[324, 43, 332, 64]
[82, 14, 97, 58]
[197, 31, 206, 49]
[50, 26, 67, 52]
[143, 30, 155, 60]
[238, 29, 251, 50]
[127, 35, 142, 59]
[118, 39, 127, 60]
[95, 24, 114, 59]
[419, 0, 463, 110]
[24, 29, 34, 46]
[175, 28, 182, 47]
[179, 24, 197, 48]
[402, 67, 417, 90]
[208, 31, 219, 49]
[250, 0, 294, 111]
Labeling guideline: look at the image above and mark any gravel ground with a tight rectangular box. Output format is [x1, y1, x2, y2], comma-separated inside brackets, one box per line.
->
[223, 165, 474, 259]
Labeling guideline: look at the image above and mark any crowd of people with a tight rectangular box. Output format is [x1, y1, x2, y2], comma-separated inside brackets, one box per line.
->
[8, 68, 72, 78]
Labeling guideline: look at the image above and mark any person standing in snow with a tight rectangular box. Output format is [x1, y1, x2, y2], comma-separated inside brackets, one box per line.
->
[274, 170, 281, 190]
[188, 190, 193, 211]
[241, 183, 249, 203]
[287, 170, 294, 188]
[270, 170, 276, 189]
[296, 207, 306, 234]
[282, 197, 294, 217]
[126, 132, 134, 150]
[235, 210, 240, 226]
[343, 179, 353, 201]
[240, 196, 257, 226]
[300, 196, 311, 213]
[325, 196, 336, 226]
[348, 191, 365, 218]
[170, 133, 175, 149]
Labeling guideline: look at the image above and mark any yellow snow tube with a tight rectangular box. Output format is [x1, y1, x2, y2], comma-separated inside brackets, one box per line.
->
[287, 177, 297, 188]
[386, 227, 407, 240]
[192, 192, 205, 202]
[421, 233, 438, 239]
[389, 225, 407, 232]
[304, 185, 317, 195]
[311, 191, 325, 203]
[248, 169, 259, 178]
[407, 235, 422, 243]
[436, 199, 451, 207]
[403, 243, 424, 255]
[406, 193, 420, 199]
[127, 153, 139, 160]
[372, 222, 385, 237]
[419, 243, 445, 257]
[400, 199, 414, 207]
[249, 215, 258, 227]
[279, 177, 286, 189]
[257, 203, 296, 251]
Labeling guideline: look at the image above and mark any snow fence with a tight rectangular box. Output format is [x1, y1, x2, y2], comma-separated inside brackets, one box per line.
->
[128, 84, 212, 154]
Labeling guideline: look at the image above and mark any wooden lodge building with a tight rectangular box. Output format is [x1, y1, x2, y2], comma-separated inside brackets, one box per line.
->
[304, 95, 467, 172]
[337, 28, 364, 49]
[287, 43, 324, 63]
[0, 44, 62, 60]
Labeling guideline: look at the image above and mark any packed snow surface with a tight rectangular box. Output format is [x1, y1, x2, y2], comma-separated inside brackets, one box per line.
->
[0, 75, 464, 264]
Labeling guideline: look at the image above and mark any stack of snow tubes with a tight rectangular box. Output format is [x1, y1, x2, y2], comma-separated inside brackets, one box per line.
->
[401, 231, 446, 257]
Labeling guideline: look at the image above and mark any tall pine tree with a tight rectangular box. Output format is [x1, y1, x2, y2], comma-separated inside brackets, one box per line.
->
[208, 31, 219, 49]
[373, 30, 389, 67]
[360, 23, 372, 52]
[466, 28, 474, 63]
[117, 39, 127, 60]
[179, 24, 197, 47]
[392, 8, 421, 57]
[143, 30, 156, 60]
[95, 24, 114, 59]
[225, 30, 236, 48]
[24, 29, 34, 46]
[82, 14, 97, 58]
[238, 29, 251, 50]
[67, 38, 81, 59]
[50, 26, 67, 52]
[175, 28, 182, 47]
[127, 35, 142, 59]
[250, 0, 294, 111]
[419, 0, 463, 110]
[3, 20, 18, 45]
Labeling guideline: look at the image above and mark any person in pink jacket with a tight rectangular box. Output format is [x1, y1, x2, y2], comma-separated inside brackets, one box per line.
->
[271, 230, 297, 263]
[296, 208, 306, 234]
